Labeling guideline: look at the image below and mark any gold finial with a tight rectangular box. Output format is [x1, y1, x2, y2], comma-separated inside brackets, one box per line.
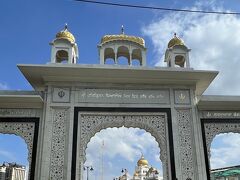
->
[121, 25, 125, 35]
[174, 32, 177, 37]
[64, 23, 68, 31]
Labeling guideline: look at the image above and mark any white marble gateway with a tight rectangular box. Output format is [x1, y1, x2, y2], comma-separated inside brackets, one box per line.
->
[1, 26, 240, 180]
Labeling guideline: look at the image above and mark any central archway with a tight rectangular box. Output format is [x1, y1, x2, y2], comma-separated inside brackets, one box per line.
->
[84, 127, 163, 180]
[74, 109, 173, 180]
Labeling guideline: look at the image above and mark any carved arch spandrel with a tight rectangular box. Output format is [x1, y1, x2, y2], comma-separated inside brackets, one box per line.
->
[77, 112, 169, 180]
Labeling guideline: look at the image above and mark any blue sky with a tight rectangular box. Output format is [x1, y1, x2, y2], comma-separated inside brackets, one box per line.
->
[1, 0, 240, 179]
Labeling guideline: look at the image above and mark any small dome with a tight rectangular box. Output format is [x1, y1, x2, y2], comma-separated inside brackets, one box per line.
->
[101, 34, 145, 47]
[168, 33, 185, 48]
[100, 26, 145, 47]
[56, 24, 75, 43]
[137, 155, 148, 166]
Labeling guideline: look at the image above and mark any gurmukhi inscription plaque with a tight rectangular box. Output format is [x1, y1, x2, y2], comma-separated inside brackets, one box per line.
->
[78, 89, 170, 104]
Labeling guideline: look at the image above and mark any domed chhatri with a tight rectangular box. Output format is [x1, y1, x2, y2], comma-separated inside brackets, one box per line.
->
[55, 24, 76, 43]
[49, 25, 192, 69]
[50, 24, 79, 64]
[98, 26, 147, 66]
[165, 33, 191, 68]
[167, 33, 185, 48]
[137, 155, 149, 166]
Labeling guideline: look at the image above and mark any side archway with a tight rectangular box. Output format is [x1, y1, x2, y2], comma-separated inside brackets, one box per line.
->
[202, 119, 240, 179]
[0, 118, 39, 180]
[84, 127, 162, 180]
[0, 134, 28, 178]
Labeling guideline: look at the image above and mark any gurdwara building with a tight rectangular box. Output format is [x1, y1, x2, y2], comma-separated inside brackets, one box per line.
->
[118, 155, 163, 180]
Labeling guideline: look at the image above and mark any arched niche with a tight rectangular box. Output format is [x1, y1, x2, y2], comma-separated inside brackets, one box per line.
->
[56, 50, 69, 63]
[76, 112, 170, 180]
[84, 127, 163, 180]
[174, 55, 185, 67]
[104, 48, 115, 63]
[104, 47, 115, 65]
[132, 49, 142, 65]
[117, 46, 130, 65]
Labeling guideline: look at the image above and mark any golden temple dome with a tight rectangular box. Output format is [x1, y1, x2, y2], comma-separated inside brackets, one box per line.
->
[137, 155, 148, 166]
[100, 26, 145, 47]
[56, 24, 75, 43]
[167, 33, 185, 48]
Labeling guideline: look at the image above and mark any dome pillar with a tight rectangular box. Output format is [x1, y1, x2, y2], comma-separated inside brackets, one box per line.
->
[129, 47, 133, 66]
[141, 50, 147, 66]
[99, 47, 105, 65]
[114, 47, 118, 64]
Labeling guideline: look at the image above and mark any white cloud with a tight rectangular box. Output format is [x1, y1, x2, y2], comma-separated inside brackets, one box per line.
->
[142, 1, 240, 95]
[0, 82, 9, 90]
[0, 149, 16, 162]
[210, 133, 240, 169]
[86, 127, 159, 162]
[85, 127, 161, 179]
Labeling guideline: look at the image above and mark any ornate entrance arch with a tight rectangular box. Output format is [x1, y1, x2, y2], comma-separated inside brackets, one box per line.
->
[74, 108, 173, 180]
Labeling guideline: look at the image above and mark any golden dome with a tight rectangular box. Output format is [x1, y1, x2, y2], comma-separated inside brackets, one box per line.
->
[137, 155, 148, 166]
[56, 24, 75, 43]
[101, 26, 145, 47]
[168, 33, 185, 48]
[101, 34, 145, 47]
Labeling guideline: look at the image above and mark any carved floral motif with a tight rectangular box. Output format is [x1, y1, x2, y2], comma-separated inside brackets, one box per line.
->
[50, 109, 68, 180]
[177, 109, 195, 180]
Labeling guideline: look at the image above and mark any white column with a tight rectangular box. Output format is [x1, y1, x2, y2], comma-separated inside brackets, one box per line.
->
[68, 48, 73, 64]
[141, 50, 147, 66]
[99, 48, 105, 64]
[50, 46, 56, 63]
[114, 46, 118, 64]
[185, 50, 191, 68]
